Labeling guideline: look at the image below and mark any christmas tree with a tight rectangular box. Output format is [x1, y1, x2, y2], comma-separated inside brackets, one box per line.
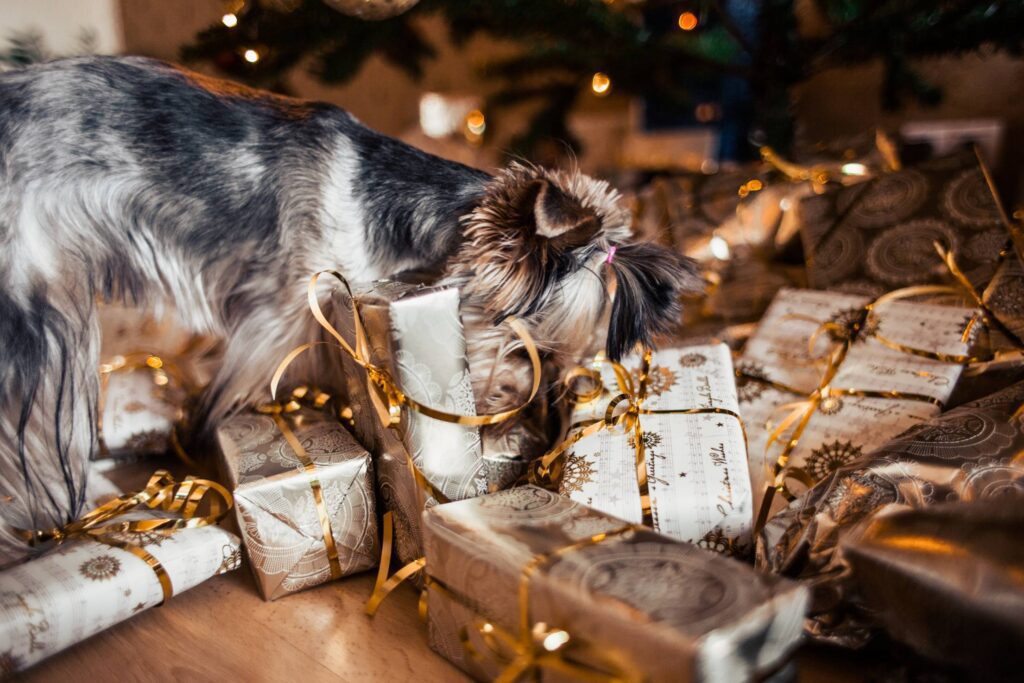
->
[183, 0, 1024, 158]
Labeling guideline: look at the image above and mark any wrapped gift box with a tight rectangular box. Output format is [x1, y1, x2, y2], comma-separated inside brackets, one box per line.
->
[97, 362, 188, 462]
[758, 381, 1024, 649]
[737, 288, 974, 520]
[217, 408, 378, 600]
[0, 520, 240, 674]
[982, 247, 1024, 350]
[798, 152, 1005, 296]
[423, 486, 808, 683]
[557, 344, 753, 553]
[330, 279, 537, 565]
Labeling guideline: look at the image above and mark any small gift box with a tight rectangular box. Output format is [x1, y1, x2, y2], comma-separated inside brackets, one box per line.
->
[555, 344, 754, 553]
[0, 472, 240, 674]
[217, 405, 378, 600]
[423, 486, 808, 683]
[798, 152, 1006, 296]
[96, 354, 190, 462]
[759, 381, 1024, 651]
[327, 277, 540, 565]
[737, 288, 974, 522]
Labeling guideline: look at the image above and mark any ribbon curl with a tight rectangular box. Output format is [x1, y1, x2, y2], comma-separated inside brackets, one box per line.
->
[18, 469, 232, 603]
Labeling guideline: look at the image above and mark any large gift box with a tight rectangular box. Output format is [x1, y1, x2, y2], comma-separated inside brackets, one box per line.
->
[217, 406, 378, 600]
[556, 344, 754, 553]
[737, 288, 974, 520]
[329, 279, 541, 565]
[798, 152, 1006, 296]
[0, 474, 241, 674]
[423, 486, 808, 683]
[758, 381, 1024, 651]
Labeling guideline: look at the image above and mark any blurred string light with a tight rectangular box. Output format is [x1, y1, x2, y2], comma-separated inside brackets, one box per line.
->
[709, 234, 731, 260]
[464, 109, 486, 144]
[841, 162, 868, 176]
[591, 72, 611, 96]
[737, 179, 763, 198]
[243, 48, 260, 63]
[222, 13, 238, 27]
[678, 11, 699, 31]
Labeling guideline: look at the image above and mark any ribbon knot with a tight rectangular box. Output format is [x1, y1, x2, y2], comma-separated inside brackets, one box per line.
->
[17, 470, 232, 603]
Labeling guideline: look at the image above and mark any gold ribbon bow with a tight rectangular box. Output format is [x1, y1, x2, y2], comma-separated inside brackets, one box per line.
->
[441, 524, 641, 683]
[532, 351, 743, 526]
[256, 386, 345, 581]
[18, 469, 232, 603]
[272, 271, 542, 431]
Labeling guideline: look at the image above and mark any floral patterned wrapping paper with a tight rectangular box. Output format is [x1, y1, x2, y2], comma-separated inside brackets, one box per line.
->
[757, 381, 1024, 651]
[737, 288, 974, 521]
[982, 248, 1024, 350]
[798, 152, 1006, 296]
[558, 344, 753, 554]
[423, 486, 808, 683]
[0, 519, 240, 675]
[330, 280, 525, 565]
[216, 409, 377, 600]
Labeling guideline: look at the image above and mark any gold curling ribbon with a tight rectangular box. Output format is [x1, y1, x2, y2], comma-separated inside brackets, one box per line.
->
[97, 352, 200, 468]
[437, 524, 641, 683]
[18, 469, 233, 603]
[256, 387, 344, 582]
[533, 351, 745, 527]
[364, 511, 426, 616]
[272, 271, 542, 430]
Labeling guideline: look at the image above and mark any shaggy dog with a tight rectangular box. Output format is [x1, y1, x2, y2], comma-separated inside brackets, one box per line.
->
[0, 56, 700, 565]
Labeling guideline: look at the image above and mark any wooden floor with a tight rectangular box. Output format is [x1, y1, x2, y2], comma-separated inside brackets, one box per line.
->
[13, 462, 875, 682]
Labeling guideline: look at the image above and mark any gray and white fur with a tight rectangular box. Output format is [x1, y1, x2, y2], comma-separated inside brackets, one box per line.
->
[0, 56, 700, 566]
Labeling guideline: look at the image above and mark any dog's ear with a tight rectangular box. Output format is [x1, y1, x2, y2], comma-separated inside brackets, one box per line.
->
[525, 179, 601, 251]
[606, 242, 704, 360]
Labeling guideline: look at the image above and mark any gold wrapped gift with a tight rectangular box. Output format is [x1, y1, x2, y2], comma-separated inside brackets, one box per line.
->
[423, 486, 808, 683]
[217, 404, 378, 600]
[553, 343, 754, 554]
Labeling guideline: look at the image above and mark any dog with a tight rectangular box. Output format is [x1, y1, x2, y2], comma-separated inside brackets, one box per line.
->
[0, 56, 700, 566]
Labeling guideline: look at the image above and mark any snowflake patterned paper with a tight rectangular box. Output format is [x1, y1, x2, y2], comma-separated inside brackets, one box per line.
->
[558, 344, 752, 554]
[0, 517, 240, 674]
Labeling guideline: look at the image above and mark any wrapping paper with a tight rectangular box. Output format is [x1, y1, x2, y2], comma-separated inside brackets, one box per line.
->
[982, 249, 1024, 350]
[738, 288, 973, 519]
[558, 344, 753, 553]
[0, 521, 240, 674]
[217, 408, 377, 600]
[331, 280, 525, 564]
[423, 486, 808, 683]
[97, 365, 187, 462]
[845, 498, 1024, 678]
[799, 152, 1005, 296]
[758, 381, 1024, 648]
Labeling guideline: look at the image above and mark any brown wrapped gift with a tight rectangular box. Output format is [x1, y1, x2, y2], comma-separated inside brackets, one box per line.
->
[424, 486, 808, 683]
[799, 152, 1005, 296]
[758, 381, 1024, 647]
[217, 407, 378, 600]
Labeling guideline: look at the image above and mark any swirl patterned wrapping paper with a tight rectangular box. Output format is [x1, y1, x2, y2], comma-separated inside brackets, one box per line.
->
[330, 280, 526, 566]
[757, 381, 1024, 653]
[217, 409, 378, 600]
[558, 344, 753, 554]
[0, 519, 240, 674]
[737, 288, 973, 521]
[798, 152, 1005, 297]
[423, 486, 808, 683]
[97, 368, 185, 462]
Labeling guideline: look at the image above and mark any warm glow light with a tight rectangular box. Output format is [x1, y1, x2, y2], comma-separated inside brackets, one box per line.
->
[222, 13, 238, 27]
[542, 630, 571, 652]
[678, 11, 698, 31]
[841, 162, 868, 176]
[709, 235, 731, 260]
[243, 48, 260, 63]
[747, 179, 763, 192]
[591, 72, 611, 96]
[466, 110, 486, 135]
